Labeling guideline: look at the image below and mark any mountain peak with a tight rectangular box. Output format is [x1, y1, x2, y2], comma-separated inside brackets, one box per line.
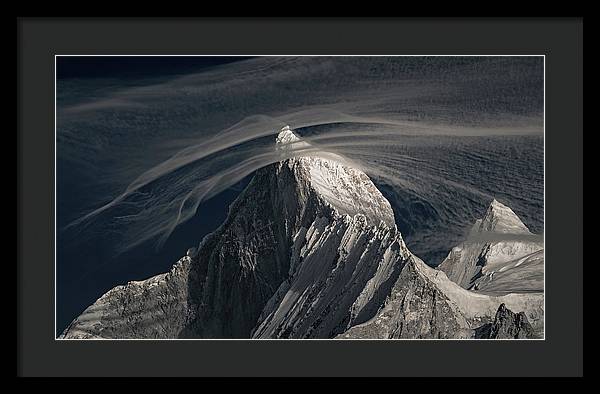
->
[272, 126, 395, 228]
[478, 198, 531, 234]
[275, 125, 300, 146]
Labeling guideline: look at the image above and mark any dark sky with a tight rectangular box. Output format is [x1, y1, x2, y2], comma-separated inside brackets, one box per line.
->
[57, 56, 252, 79]
[56, 56, 254, 334]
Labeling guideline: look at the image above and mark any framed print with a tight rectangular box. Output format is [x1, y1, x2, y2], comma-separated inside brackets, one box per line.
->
[17, 17, 583, 378]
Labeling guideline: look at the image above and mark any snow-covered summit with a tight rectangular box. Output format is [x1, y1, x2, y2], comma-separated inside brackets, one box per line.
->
[438, 198, 543, 294]
[275, 125, 300, 145]
[275, 126, 300, 145]
[475, 199, 531, 234]
[274, 126, 396, 228]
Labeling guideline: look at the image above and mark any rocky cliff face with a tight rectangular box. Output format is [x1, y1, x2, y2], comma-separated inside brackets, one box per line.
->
[338, 255, 543, 339]
[252, 215, 411, 338]
[60, 127, 543, 339]
[338, 257, 473, 339]
[59, 257, 192, 339]
[475, 303, 536, 339]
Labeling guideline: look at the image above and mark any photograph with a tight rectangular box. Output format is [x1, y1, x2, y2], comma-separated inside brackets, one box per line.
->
[55, 55, 545, 340]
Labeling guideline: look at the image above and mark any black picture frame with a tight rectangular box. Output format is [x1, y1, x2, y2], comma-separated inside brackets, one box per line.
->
[17, 17, 583, 378]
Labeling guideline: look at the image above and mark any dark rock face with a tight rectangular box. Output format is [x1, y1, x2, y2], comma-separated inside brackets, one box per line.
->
[60, 160, 333, 339]
[338, 258, 472, 339]
[486, 303, 535, 339]
[252, 219, 412, 339]
[178, 160, 332, 338]
[58, 257, 192, 339]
